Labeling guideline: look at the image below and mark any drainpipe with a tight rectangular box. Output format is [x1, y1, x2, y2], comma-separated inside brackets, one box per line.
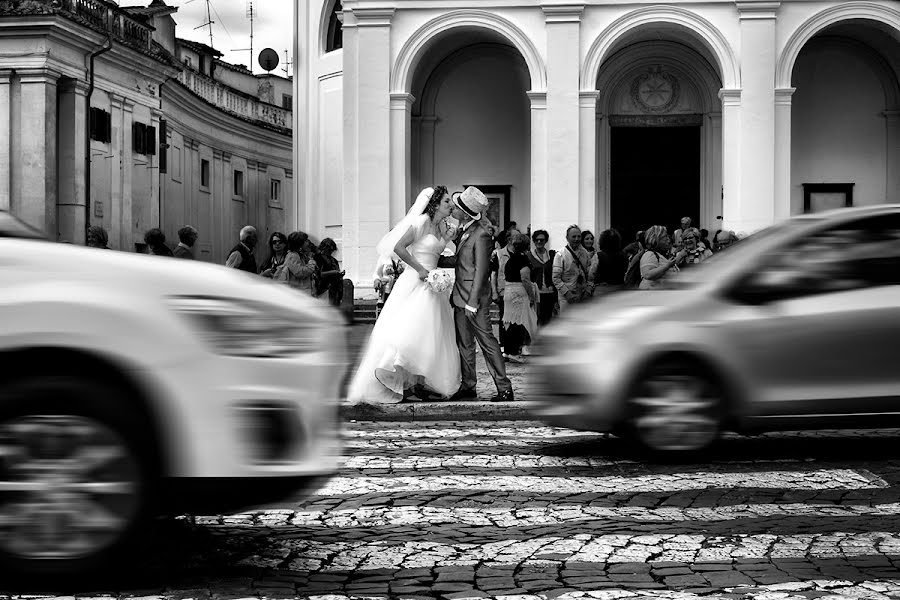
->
[84, 33, 113, 243]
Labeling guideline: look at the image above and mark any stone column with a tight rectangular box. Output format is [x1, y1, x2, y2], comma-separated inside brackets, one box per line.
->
[390, 92, 414, 225]
[719, 89, 741, 234]
[884, 111, 900, 203]
[579, 90, 599, 235]
[342, 7, 394, 290]
[0, 71, 11, 212]
[528, 91, 548, 239]
[543, 3, 583, 241]
[774, 87, 795, 219]
[16, 68, 59, 236]
[736, 1, 779, 233]
[56, 78, 88, 244]
[150, 108, 163, 228]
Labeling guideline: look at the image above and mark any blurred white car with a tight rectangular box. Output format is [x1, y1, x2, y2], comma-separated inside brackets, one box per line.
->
[0, 213, 345, 577]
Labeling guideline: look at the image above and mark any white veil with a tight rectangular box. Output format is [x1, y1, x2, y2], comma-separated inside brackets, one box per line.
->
[372, 187, 434, 278]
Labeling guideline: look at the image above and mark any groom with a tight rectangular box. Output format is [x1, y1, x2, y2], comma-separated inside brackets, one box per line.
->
[439, 187, 514, 403]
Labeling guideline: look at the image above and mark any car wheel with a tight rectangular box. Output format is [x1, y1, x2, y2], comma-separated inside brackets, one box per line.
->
[625, 359, 724, 459]
[0, 377, 157, 582]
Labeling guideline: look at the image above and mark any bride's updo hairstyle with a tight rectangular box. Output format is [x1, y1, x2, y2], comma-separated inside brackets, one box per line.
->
[425, 185, 449, 219]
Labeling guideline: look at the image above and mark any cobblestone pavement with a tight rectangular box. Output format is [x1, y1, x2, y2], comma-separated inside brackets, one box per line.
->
[6, 422, 900, 599]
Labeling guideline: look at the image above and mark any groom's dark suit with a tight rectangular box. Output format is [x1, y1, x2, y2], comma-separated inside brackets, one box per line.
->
[439, 220, 512, 396]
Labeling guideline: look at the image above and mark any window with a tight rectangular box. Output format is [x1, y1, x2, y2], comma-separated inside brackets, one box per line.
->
[233, 170, 244, 197]
[326, 0, 343, 52]
[270, 178, 281, 202]
[89, 108, 111, 143]
[132, 122, 156, 155]
[736, 214, 900, 302]
[201, 159, 210, 188]
[803, 183, 854, 213]
[282, 94, 293, 110]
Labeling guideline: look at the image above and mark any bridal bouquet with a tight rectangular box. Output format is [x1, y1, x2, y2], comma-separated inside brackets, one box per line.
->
[425, 269, 454, 294]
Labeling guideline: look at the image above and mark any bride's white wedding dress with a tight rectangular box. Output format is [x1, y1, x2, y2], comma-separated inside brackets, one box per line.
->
[347, 214, 461, 404]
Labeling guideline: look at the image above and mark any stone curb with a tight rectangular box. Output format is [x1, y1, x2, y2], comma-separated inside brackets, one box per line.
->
[340, 401, 539, 422]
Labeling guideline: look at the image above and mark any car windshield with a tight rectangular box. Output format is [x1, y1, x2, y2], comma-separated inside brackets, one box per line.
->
[662, 217, 818, 289]
[0, 212, 46, 240]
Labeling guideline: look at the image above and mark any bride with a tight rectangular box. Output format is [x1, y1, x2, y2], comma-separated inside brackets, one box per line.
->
[347, 186, 461, 404]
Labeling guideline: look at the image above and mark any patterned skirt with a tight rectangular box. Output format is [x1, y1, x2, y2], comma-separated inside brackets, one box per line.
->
[502, 282, 538, 341]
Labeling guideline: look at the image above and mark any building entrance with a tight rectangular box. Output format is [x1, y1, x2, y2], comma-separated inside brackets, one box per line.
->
[610, 126, 700, 243]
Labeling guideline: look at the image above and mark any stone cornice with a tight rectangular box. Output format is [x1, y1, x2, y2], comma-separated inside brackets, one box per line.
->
[775, 87, 796, 106]
[390, 92, 415, 110]
[579, 90, 600, 108]
[718, 88, 742, 105]
[542, 4, 585, 23]
[527, 91, 547, 109]
[351, 7, 395, 27]
[736, 1, 780, 20]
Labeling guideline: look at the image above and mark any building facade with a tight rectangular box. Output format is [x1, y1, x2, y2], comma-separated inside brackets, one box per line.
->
[0, 0, 293, 261]
[295, 0, 900, 291]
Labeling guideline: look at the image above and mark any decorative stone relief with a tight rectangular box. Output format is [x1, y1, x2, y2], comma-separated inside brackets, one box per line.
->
[631, 66, 680, 113]
[257, 79, 275, 104]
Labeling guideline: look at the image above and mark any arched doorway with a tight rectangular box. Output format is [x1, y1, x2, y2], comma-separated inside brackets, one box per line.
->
[409, 34, 531, 230]
[596, 37, 723, 243]
[789, 23, 900, 212]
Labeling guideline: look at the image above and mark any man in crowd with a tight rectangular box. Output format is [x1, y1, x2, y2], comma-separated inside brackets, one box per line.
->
[673, 216, 692, 248]
[552, 225, 592, 310]
[173, 225, 198, 259]
[225, 225, 258, 273]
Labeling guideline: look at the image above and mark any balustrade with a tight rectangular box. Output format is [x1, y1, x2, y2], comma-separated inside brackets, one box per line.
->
[176, 70, 291, 129]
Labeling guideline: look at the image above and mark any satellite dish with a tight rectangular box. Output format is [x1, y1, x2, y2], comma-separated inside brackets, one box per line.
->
[258, 48, 279, 72]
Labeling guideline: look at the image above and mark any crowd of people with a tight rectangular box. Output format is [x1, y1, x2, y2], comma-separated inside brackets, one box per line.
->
[83, 223, 347, 309]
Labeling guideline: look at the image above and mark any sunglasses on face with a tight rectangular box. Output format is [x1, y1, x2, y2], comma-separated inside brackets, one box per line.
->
[535, 238, 547, 243]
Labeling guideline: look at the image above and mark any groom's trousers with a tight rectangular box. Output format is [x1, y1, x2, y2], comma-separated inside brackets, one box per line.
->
[454, 306, 513, 394]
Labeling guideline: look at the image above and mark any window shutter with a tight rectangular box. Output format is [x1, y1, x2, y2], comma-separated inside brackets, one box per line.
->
[133, 123, 144, 154]
[159, 120, 167, 172]
[146, 125, 156, 156]
[104, 110, 112, 143]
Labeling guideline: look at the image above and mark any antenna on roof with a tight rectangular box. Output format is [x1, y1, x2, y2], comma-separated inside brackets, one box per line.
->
[231, 0, 255, 73]
[194, 0, 215, 48]
[282, 50, 293, 77]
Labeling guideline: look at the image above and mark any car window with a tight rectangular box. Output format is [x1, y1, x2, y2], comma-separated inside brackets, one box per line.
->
[739, 214, 900, 300]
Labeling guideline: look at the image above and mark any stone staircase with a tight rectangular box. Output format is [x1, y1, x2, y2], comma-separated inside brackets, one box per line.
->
[352, 299, 501, 325]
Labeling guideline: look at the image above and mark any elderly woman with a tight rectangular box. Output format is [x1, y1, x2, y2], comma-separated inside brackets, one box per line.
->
[502, 232, 538, 363]
[278, 230, 318, 295]
[680, 227, 713, 267]
[639, 225, 687, 290]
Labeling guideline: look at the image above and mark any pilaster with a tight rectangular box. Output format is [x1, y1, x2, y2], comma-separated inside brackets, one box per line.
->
[543, 3, 583, 243]
[736, 0, 779, 233]
[16, 68, 59, 236]
[775, 87, 795, 219]
[579, 90, 599, 236]
[0, 71, 11, 212]
[390, 92, 414, 227]
[528, 91, 548, 241]
[719, 88, 742, 233]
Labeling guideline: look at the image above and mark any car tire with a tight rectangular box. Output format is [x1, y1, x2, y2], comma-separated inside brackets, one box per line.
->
[624, 358, 725, 461]
[0, 376, 158, 585]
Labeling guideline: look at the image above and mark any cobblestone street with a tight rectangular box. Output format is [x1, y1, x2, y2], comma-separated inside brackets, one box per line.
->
[7, 422, 900, 599]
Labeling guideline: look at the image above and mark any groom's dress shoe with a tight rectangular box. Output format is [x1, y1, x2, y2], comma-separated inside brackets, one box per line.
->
[448, 388, 477, 402]
[490, 390, 515, 403]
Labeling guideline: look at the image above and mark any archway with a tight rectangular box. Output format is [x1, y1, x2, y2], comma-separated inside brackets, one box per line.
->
[595, 38, 724, 241]
[408, 32, 532, 229]
[787, 21, 900, 212]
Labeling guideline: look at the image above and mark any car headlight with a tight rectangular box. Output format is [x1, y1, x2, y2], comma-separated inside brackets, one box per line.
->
[168, 296, 324, 357]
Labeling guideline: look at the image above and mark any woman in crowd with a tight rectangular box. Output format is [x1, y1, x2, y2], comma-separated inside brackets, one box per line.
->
[279, 230, 318, 295]
[527, 229, 557, 326]
[502, 232, 538, 364]
[581, 230, 598, 275]
[593, 228, 628, 293]
[639, 225, 687, 289]
[144, 228, 173, 256]
[680, 227, 713, 268]
[259, 232, 288, 278]
[315, 237, 346, 307]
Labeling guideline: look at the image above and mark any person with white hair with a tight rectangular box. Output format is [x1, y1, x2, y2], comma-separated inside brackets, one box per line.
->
[225, 225, 258, 273]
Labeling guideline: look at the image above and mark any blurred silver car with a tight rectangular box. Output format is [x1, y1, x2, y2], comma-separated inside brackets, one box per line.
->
[532, 205, 900, 457]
